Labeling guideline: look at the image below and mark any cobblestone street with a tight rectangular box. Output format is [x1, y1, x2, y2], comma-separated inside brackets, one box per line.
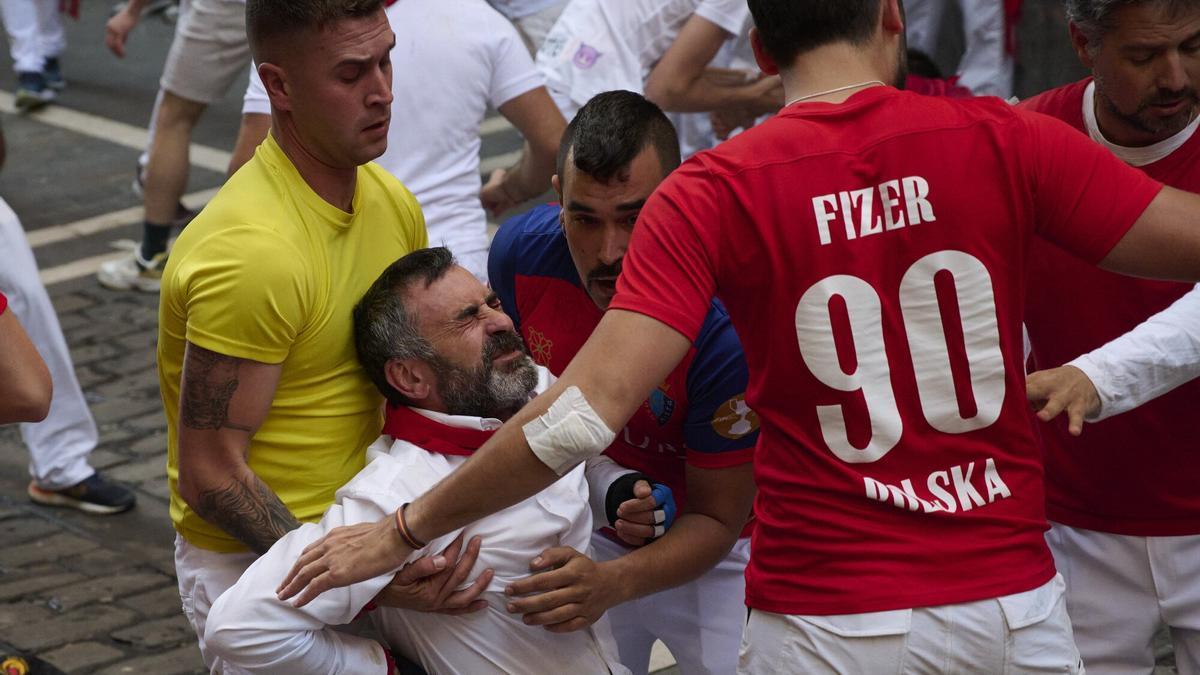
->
[0, 280, 203, 674]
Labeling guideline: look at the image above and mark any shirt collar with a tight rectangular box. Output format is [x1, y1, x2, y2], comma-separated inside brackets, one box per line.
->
[1082, 80, 1200, 167]
[382, 405, 501, 457]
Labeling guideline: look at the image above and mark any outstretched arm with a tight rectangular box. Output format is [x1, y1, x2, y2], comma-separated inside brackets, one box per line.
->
[1028, 282, 1200, 431]
[277, 310, 691, 606]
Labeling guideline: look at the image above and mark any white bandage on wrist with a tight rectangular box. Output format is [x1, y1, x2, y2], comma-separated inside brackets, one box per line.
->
[523, 386, 616, 476]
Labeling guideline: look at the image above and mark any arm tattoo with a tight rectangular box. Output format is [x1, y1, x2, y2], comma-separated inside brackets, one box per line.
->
[196, 477, 302, 554]
[181, 345, 254, 432]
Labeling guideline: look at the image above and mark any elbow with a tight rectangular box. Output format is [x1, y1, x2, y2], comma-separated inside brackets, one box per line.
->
[20, 392, 51, 423]
[178, 470, 209, 516]
[4, 382, 52, 424]
[203, 602, 282, 672]
[643, 77, 686, 112]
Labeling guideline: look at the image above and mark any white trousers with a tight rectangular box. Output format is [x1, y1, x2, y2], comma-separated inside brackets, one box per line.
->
[739, 575, 1083, 674]
[0, 0, 63, 73]
[174, 535, 257, 673]
[905, 0, 1014, 98]
[0, 197, 96, 490]
[593, 534, 750, 675]
[1048, 522, 1200, 675]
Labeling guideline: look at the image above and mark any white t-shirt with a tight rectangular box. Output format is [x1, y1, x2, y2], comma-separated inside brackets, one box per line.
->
[243, 0, 544, 280]
[535, 0, 750, 116]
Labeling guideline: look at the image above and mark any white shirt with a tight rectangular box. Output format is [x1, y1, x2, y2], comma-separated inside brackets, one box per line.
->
[203, 367, 628, 674]
[535, 0, 749, 115]
[1068, 283, 1200, 421]
[243, 0, 544, 277]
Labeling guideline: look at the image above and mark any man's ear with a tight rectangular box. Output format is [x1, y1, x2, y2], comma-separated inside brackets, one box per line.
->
[749, 27, 780, 76]
[385, 358, 433, 403]
[552, 174, 562, 202]
[881, 0, 904, 36]
[259, 62, 292, 112]
[1068, 22, 1096, 70]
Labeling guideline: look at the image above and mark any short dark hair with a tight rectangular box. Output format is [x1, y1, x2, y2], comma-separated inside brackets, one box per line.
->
[1066, 0, 1199, 50]
[748, 0, 883, 67]
[556, 91, 681, 187]
[353, 247, 456, 406]
[246, 0, 385, 61]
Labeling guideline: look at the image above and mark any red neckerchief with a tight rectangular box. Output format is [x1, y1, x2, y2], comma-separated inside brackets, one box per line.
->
[382, 405, 497, 457]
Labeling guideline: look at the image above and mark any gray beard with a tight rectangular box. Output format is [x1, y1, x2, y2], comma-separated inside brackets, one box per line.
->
[433, 352, 538, 420]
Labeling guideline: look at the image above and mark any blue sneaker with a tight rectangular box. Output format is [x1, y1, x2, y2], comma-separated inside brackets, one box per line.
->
[28, 473, 137, 515]
[15, 71, 54, 112]
[42, 57, 65, 90]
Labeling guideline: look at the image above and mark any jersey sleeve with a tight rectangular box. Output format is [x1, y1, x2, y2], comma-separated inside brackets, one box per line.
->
[1019, 109, 1163, 263]
[0, 290, 7, 316]
[610, 159, 724, 342]
[695, 0, 751, 35]
[487, 11, 546, 108]
[683, 303, 757, 468]
[488, 212, 525, 332]
[180, 227, 310, 364]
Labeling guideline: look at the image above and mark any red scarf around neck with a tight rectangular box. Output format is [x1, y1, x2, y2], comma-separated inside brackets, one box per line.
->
[382, 405, 497, 457]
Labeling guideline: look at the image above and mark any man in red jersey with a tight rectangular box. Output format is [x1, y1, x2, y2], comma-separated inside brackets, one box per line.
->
[1019, 1, 1200, 672]
[276, 1, 1200, 671]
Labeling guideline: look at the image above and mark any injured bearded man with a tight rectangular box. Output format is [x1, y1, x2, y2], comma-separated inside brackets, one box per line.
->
[203, 248, 667, 674]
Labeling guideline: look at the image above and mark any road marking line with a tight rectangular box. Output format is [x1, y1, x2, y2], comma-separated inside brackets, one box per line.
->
[40, 251, 129, 286]
[0, 91, 231, 173]
[27, 187, 220, 249]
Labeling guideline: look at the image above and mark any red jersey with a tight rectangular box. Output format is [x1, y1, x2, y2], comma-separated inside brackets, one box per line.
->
[1021, 79, 1200, 536]
[611, 86, 1162, 615]
[0, 290, 7, 316]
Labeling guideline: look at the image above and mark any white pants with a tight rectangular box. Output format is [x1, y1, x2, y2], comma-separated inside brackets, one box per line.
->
[0, 198, 96, 490]
[0, 0, 62, 74]
[905, 0, 1014, 98]
[1048, 522, 1200, 675]
[174, 535, 257, 673]
[739, 575, 1083, 674]
[593, 534, 750, 675]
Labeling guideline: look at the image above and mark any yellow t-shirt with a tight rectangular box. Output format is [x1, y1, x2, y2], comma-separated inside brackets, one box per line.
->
[158, 134, 428, 553]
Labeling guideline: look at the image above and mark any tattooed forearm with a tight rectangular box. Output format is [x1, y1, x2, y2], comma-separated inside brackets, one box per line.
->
[181, 344, 254, 432]
[196, 477, 301, 554]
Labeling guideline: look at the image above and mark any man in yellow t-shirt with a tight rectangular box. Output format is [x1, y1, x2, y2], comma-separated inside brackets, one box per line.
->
[156, 1, 469, 669]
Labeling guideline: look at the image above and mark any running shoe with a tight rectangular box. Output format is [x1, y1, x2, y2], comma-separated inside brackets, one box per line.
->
[42, 57, 64, 90]
[97, 247, 168, 292]
[14, 72, 54, 113]
[28, 473, 136, 515]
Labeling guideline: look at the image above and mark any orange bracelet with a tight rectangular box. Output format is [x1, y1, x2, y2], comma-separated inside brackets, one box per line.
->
[394, 503, 426, 550]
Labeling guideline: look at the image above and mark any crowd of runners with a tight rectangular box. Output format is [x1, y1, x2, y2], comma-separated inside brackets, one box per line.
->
[3, 0, 1200, 673]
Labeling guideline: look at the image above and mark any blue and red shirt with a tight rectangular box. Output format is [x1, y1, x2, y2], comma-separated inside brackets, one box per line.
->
[489, 204, 758, 534]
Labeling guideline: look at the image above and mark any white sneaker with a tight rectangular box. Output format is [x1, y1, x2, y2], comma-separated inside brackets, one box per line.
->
[97, 248, 167, 292]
